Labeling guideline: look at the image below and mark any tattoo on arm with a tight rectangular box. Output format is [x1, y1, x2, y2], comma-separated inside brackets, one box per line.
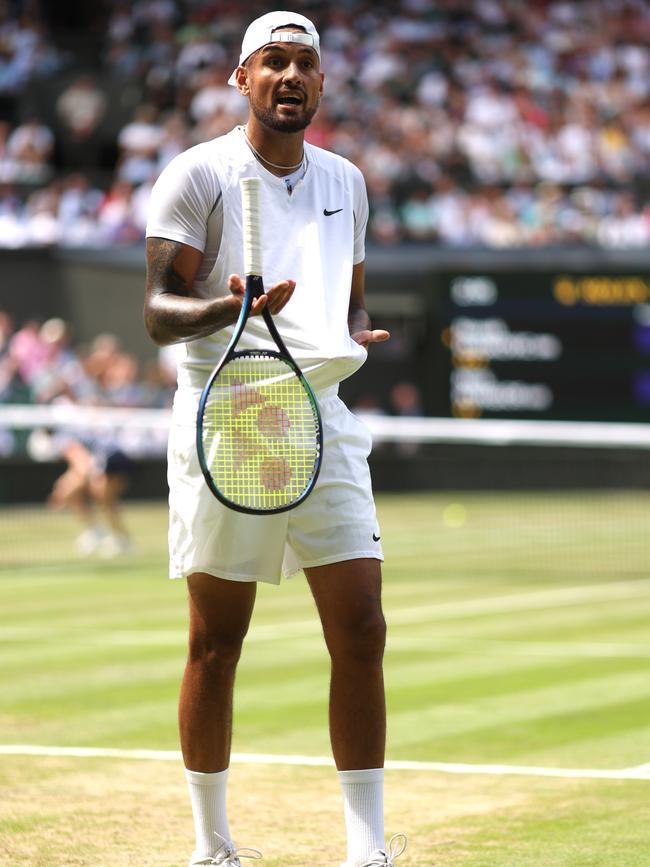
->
[144, 238, 237, 345]
[147, 238, 191, 299]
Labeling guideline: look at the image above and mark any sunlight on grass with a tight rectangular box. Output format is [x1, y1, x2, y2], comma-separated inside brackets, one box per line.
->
[1, 494, 649, 865]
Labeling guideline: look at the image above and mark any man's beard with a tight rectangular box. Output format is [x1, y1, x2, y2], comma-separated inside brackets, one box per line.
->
[249, 97, 318, 134]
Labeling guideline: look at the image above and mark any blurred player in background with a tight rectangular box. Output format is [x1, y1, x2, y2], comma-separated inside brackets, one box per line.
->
[46, 430, 133, 557]
[144, 10, 405, 867]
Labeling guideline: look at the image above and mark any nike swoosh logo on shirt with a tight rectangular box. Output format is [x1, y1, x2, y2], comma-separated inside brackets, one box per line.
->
[323, 208, 343, 216]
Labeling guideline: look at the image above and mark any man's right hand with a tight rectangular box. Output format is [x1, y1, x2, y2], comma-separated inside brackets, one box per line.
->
[227, 273, 296, 316]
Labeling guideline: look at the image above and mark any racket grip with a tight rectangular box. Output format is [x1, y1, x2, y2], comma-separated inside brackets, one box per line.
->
[241, 177, 263, 277]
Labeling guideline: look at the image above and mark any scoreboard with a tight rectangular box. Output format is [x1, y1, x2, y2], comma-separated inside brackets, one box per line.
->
[437, 271, 650, 422]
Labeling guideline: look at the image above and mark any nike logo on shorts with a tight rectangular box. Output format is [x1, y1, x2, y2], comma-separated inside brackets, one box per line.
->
[323, 208, 343, 216]
[373, 533, 381, 542]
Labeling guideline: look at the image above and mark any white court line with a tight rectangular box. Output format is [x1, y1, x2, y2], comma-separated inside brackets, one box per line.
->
[1, 745, 649, 781]
[629, 762, 650, 773]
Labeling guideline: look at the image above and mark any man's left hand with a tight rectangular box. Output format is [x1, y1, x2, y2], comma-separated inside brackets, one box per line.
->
[351, 329, 391, 348]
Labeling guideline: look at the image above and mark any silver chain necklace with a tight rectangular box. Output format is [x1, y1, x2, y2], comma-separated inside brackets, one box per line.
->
[243, 127, 304, 171]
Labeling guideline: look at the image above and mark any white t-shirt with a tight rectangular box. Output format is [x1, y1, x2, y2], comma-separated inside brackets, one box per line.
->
[146, 126, 369, 402]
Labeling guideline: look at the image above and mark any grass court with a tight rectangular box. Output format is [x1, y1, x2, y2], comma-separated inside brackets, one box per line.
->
[1, 492, 649, 866]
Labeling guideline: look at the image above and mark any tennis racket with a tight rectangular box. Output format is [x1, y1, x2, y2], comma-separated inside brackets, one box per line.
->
[196, 177, 323, 514]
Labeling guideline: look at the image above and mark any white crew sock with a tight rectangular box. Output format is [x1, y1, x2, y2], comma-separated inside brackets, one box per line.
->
[185, 767, 231, 860]
[338, 768, 385, 865]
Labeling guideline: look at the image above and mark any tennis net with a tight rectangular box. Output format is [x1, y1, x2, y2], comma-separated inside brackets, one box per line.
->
[0, 404, 648, 577]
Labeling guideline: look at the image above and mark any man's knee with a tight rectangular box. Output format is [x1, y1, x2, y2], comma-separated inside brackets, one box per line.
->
[187, 601, 251, 669]
[187, 624, 248, 670]
[327, 608, 387, 665]
[186, 574, 256, 670]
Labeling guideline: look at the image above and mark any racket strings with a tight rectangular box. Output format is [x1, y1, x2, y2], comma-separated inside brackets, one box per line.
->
[201, 354, 320, 510]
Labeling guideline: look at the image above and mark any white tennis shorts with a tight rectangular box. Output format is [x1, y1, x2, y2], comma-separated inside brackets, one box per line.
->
[167, 388, 383, 584]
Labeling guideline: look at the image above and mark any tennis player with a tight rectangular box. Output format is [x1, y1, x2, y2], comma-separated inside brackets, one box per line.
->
[46, 431, 133, 557]
[144, 11, 406, 867]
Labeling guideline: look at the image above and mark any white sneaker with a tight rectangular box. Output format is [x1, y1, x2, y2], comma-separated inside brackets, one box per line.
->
[190, 832, 263, 866]
[75, 526, 105, 556]
[341, 833, 407, 867]
[99, 532, 132, 558]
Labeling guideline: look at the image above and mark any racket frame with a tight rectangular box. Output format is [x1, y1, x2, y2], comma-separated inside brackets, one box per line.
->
[196, 272, 323, 515]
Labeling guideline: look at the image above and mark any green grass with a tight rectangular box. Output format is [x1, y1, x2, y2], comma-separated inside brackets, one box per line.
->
[1, 493, 649, 865]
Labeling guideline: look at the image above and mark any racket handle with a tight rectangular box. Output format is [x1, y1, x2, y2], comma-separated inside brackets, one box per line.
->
[241, 177, 263, 277]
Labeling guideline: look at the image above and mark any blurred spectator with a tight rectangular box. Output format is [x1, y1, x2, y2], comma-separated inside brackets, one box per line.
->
[156, 109, 193, 171]
[56, 74, 107, 143]
[55, 74, 108, 169]
[96, 179, 140, 244]
[597, 191, 650, 248]
[5, 317, 88, 402]
[57, 173, 104, 246]
[116, 103, 164, 185]
[189, 65, 246, 124]
[388, 380, 424, 457]
[389, 381, 424, 418]
[142, 352, 178, 407]
[101, 351, 146, 406]
[28, 316, 87, 403]
[82, 332, 123, 390]
[23, 182, 61, 245]
[8, 317, 48, 386]
[5, 116, 53, 182]
[400, 186, 436, 242]
[175, 28, 228, 81]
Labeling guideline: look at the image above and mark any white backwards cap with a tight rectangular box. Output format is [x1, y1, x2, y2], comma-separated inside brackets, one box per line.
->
[227, 10, 321, 86]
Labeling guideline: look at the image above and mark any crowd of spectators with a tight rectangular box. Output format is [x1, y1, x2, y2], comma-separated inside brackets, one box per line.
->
[0, 310, 176, 456]
[0, 0, 647, 249]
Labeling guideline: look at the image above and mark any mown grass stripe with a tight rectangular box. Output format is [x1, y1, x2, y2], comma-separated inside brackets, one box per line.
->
[386, 578, 650, 625]
[387, 669, 650, 740]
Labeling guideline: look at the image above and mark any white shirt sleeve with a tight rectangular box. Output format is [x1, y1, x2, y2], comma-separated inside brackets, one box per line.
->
[145, 144, 221, 254]
[351, 164, 369, 266]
